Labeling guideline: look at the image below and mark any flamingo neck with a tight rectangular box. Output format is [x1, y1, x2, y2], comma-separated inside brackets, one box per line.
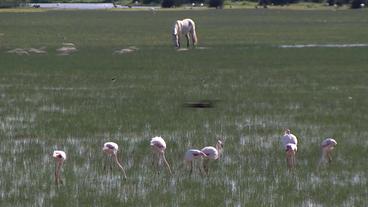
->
[216, 144, 222, 158]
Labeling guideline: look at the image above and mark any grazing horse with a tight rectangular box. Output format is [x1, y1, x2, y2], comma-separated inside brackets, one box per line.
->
[172, 19, 198, 48]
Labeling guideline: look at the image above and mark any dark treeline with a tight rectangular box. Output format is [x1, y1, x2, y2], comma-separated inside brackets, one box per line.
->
[0, 0, 366, 8]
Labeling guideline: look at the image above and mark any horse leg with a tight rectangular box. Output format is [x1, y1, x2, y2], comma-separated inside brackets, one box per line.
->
[189, 32, 195, 47]
[185, 34, 190, 48]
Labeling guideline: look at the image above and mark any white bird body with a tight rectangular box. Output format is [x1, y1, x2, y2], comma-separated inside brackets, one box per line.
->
[321, 138, 337, 149]
[282, 132, 298, 150]
[53, 150, 66, 185]
[53, 150, 66, 161]
[150, 136, 172, 175]
[201, 146, 219, 160]
[201, 140, 224, 159]
[201, 140, 224, 175]
[184, 149, 207, 161]
[285, 143, 298, 152]
[103, 142, 127, 179]
[282, 129, 298, 169]
[320, 138, 337, 165]
[150, 136, 166, 154]
[103, 142, 119, 155]
[184, 149, 207, 175]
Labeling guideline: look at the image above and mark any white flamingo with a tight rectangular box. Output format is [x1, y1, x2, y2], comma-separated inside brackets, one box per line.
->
[282, 129, 298, 169]
[319, 138, 337, 165]
[150, 136, 172, 175]
[103, 142, 127, 179]
[53, 150, 66, 185]
[184, 149, 207, 175]
[201, 140, 224, 175]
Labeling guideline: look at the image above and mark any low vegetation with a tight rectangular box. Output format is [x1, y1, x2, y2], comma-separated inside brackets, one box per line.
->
[0, 8, 367, 207]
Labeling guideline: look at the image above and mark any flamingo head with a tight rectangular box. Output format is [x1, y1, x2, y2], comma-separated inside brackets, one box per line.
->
[216, 140, 224, 150]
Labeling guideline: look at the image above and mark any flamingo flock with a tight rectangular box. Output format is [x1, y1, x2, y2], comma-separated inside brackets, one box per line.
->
[52, 131, 337, 184]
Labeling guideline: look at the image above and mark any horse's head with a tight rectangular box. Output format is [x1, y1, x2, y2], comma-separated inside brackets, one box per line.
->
[172, 34, 179, 48]
[172, 22, 180, 48]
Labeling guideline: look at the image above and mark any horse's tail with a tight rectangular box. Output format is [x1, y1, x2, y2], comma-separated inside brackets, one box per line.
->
[190, 20, 198, 46]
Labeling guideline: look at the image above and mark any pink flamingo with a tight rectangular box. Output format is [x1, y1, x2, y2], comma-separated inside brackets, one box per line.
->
[150, 136, 172, 175]
[53, 150, 66, 185]
[184, 149, 207, 175]
[319, 138, 337, 165]
[282, 129, 298, 169]
[201, 140, 224, 174]
[103, 142, 127, 179]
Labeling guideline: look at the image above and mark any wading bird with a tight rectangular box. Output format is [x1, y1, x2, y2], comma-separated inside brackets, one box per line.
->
[103, 142, 127, 179]
[150, 136, 172, 175]
[319, 138, 337, 165]
[184, 149, 207, 175]
[201, 140, 224, 175]
[53, 150, 66, 185]
[282, 129, 298, 169]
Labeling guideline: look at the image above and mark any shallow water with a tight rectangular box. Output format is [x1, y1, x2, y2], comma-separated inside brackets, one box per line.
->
[28, 3, 159, 10]
[279, 43, 368, 48]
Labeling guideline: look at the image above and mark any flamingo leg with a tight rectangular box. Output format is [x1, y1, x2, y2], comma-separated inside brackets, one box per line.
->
[189, 161, 193, 175]
[286, 155, 292, 170]
[162, 153, 172, 175]
[59, 162, 64, 184]
[156, 154, 160, 175]
[114, 154, 127, 179]
[103, 155, 109, 171]
[327, 152, 332, 163]
[198, 160, 205, 176]
[55, 162, 59, 185]
[203, 159, 209, 175]
[151, 151, 155, 168]
[55, 162, 63, 185]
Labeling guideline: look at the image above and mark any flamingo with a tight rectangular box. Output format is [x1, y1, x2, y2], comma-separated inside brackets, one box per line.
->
[53, 150, 66, 185]
[282, 129, 298, 169]
[184, 149, 207, 175]
[201, 140, 224, 175]
[103, 142, 127, 179]
[319, 138, 337, 165]
[150, 136, 172, 175]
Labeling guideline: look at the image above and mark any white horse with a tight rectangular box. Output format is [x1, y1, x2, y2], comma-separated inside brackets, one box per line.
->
[172, 19, 198, 48]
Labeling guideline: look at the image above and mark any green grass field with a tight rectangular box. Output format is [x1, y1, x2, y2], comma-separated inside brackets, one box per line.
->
[0, 8, 368, 207]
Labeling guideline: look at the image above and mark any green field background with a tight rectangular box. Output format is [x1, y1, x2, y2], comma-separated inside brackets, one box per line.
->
[0, 8, 367, 207]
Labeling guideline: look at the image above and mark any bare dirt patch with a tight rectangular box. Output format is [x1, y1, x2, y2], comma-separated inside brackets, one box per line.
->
[113, 46, 139, 54]
[176, 48, 189, 52]
[7, 47, 47, 55]
[57, 43, 77, 55]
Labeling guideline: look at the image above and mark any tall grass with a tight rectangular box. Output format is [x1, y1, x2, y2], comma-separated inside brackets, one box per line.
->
[0, 9, 367, 206]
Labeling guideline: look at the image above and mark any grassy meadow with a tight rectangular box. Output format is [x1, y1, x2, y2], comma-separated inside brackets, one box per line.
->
[0, 8, 368, 207]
